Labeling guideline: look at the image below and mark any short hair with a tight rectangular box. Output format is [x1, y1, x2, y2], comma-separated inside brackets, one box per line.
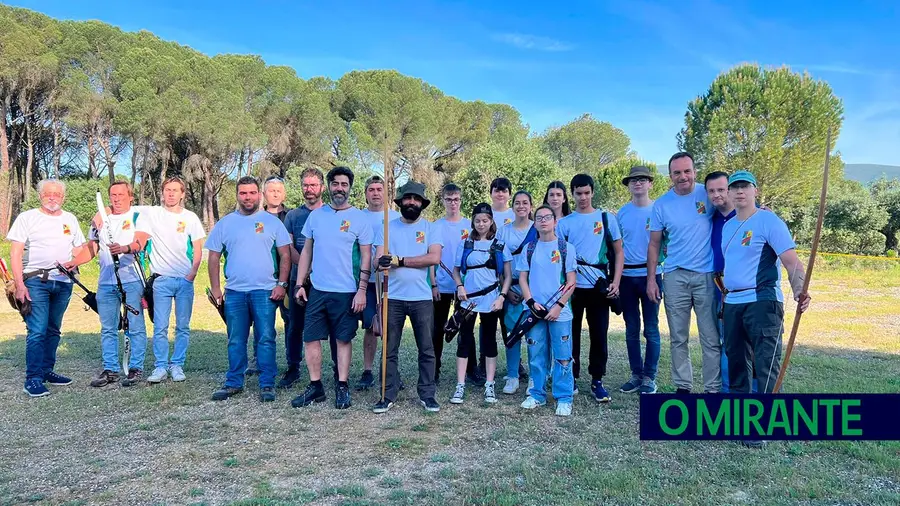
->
[161, 176, 186, 193]
[704, 171, 729, 185]
[364, 175, 384, 191]
[236, 176, 260, 191]
[441, 183, 461, 197]
[490, 177, 512, 193]
[108, 181, 133, 196]
[300, 168, 324, 183]
[327, 166, 354, 187]
[37, 179, 66, 195]
[570, 173, 594, 193]
[668, 152, 694, 170]
[263, 175, 285, 192]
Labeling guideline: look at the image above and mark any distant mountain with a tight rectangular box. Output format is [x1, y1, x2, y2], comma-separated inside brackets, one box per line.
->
[844, 164, 900, 183]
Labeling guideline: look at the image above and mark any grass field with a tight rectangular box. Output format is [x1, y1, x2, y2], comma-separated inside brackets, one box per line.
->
[0, 256, 898, 506]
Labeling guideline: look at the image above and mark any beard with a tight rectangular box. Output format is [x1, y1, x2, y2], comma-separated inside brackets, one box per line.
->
[400, 203, 422, 221]
[42, 202, 61, 213]
[304, 190, 322, 204]
[240, 199, 259, 213]
[330, 190, 348, 206]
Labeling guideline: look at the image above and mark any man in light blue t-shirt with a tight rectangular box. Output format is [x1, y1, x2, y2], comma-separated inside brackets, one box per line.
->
[371, 181, 442, 414]
[647, 152, 721, 394]
[206, 176, 292, 403]
[721, 171, 810, 405]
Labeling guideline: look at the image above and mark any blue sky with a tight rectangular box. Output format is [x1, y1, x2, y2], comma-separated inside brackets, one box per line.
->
[11, 0, 900, 166]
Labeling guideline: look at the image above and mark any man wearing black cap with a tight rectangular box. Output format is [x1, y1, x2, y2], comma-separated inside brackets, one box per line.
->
[372, 181, 442, 413]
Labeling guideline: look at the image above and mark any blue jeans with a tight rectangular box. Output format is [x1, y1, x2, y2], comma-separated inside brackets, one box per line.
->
[503, 300, 526, 380]
[224, 289, 278, 389]
[97, 281, 148, 372]
[620, 275, 662, 380]
[23, 278, 73, 382]
[152, 275, 195, 368]
[526, 319, 574, 403]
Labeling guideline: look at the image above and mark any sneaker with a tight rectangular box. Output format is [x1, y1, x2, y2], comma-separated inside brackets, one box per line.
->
[44, 371, 73, 386]
[449, 383, 465, 404]
[277, 366, 301, 389]
[291, 383, 326, 408]
[466, 372, 486, 387]
[355, 370, 375, 391]
[372, 398, 394, 414]
[23, 379, 50, 397]
[147, 367, 168, 384]
[520, 396, 546, 409]
[555, 402, 573, 417]
[484, 382, 497, 404]
[675, 388, 691, 395]
[420, 398, 441, 412]
[502, 378, 520, 395]
[90, 370, 119, 388]
[121, 369, 143, 387]
[259, 387, 276, 403]
[170, 365, 186, 382]
[335, 383, 352, 410]
[620, 375, 642, 393]
[211, 385, 243, 401]
[591, 380, 610, 403]
[639, 378, 658, 394]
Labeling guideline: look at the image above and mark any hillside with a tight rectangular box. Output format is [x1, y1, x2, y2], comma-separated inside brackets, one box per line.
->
[844, 164, 900, 183]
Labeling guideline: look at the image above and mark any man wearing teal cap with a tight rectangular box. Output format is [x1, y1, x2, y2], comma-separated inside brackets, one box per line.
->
[720, 170, 811, 407]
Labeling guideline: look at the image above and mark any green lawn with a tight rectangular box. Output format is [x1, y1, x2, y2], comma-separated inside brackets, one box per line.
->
[0, 257, 898, 506]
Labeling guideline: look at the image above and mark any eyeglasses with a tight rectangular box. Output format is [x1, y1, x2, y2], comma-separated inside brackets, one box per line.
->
[302, 183, 321, 189]
[629, 177, 651, 184]
[535, 214, 554, 223]
[443, 197, 461, 204]
[41, 192, 64, 199]
[264, 175, 284, 183]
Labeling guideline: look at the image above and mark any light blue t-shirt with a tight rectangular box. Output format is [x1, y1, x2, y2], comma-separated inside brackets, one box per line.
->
[618, 202, 654, 278]
[492, 208, 516, 228]
[362, 208, 401, 268]
[205, 210, 291, 292]
[498, 220, 533, 292]
[515, 239, 576, 322]
[432, 216, 470, 294]
[455, 238, 513, 313]
[301, 205, 374, 293]
[557, 209, 622, 288]
[722, 210, 796, 304]
[650, 184, 714, 274]
[374, 218, 441, 302]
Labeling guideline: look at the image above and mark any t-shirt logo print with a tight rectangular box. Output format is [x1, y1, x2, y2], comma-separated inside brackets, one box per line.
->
[460, 229, 469, 240]
[254, 222, 264, 234]
[741, 230, 753, 246]
[504, 218, 512, 225]
[593, 221, 603, 235]
[62, 224, 71, 235]
[121, 220, 132, 231]
[415, 231, 425, 243]
[339, 220, 350, 232]
[695, 201, 707, 214]
[645, 218, 651, 231]
[176, 221, 186, 233]
[550, 250, 561, 264]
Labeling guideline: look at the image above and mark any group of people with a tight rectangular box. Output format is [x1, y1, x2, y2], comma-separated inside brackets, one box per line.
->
[7, 152, 811, 422]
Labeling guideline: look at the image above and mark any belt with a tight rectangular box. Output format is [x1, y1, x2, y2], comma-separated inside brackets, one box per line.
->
[23, 269, 54, 282]
[624, 263, 647, 269]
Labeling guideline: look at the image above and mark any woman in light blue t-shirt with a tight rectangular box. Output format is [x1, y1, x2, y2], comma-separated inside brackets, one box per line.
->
[451, 203, 513, 405]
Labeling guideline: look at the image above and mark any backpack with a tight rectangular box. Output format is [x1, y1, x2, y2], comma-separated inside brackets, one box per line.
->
[460, 238, 505, 278]
[526, 237, 568, 283]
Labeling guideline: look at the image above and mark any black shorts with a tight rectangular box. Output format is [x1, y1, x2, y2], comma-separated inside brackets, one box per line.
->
[303, 287, 359, 343]
[360, 282, 378, 329]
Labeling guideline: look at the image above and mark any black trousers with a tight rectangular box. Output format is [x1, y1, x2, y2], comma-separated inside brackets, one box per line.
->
[457, 311, 501, 359]
[571, 287, 611, 381]
[433, 294, 477, 375]
[723, 300, 784, 393]
[384, 299, 436, 401]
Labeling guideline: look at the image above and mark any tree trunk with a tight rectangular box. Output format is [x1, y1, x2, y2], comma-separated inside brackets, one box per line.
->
[24, 119, 33, 203]
[100, 137, 116, 186]
[130, 135, 139, 188]
[51, 116, 61, 178]
[236, 146, 246, 179]
[0, 95, 12, 235]
[87, 132, 98, 179]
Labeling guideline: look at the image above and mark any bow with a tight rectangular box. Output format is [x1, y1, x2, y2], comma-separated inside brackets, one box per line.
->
[770, 127, 831, 393]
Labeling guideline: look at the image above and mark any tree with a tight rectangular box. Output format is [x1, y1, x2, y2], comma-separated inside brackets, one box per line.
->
[678, 64, 844, 210]
[870, 177, 900, 252]
[539, 113, 632, 173]
[593, 157, 666, 211]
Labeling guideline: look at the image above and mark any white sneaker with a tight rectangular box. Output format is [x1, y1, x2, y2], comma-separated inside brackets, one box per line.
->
[147, 367, 168, 384]
[520, 396, 546, 409]
[170, 366, 186, 382]
[502, 378, 519, 395]
[555, 402, 573, 417]
[484, 382, 497, 403]
[450, 383, 465, 404]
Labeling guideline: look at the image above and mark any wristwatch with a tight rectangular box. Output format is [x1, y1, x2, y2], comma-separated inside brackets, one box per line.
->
[277, 281, 289, 289]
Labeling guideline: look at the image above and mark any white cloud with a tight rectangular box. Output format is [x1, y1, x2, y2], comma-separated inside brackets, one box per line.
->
[492, 33, 574, 52]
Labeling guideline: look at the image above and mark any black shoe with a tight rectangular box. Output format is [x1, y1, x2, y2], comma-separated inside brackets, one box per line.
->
[466, 372, 486, 387]
[372, 398, 394, 414]
[335, 383, 352, 410]
[355, 370, 375, 391]
[420, 397, 441, 412]
[291, 383, 326, 408]
[44, 371, 73, 386]
[121, 369, 143, 387]
[675, 388, 691, 395]
[90, 370, 119, 388]
[277, 366, 301, 389]
[211, 386, 243, 401]
[259, 387, 276, 403]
